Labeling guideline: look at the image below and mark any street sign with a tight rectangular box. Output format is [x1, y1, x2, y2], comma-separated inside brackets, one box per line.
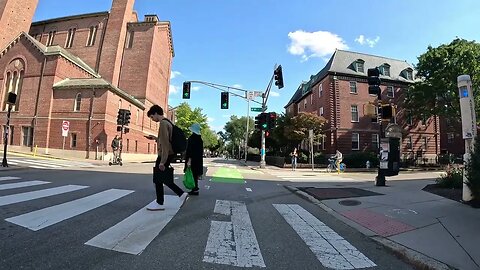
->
[247, 91, 255, 100]
[251, 107, 263, 112]
[62, 121, 70, 137]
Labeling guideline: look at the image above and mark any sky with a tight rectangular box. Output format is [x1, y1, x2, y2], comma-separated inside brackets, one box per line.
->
[33, 0, 480, 132]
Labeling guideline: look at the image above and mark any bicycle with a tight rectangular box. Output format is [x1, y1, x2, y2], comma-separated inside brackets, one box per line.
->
[326, 158, 346, 173]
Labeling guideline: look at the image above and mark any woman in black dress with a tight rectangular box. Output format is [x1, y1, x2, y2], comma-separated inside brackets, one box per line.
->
[185, 123, 204, 195]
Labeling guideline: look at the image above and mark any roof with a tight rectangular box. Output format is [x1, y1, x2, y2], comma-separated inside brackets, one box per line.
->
[0, 32, 99, 77]
[31, 12, 109, 26]
[53, 78, 145, 109]
[330, 50, 414, 82]
[285, 49, 415, 107]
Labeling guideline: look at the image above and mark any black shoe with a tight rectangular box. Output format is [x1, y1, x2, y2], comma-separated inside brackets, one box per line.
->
[188, 190, 199, 196]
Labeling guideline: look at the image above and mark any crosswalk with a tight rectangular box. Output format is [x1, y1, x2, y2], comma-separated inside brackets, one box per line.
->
[6, 156, 97, 170]
[267, 170, 354, 181]
[0, 175, 375, 269]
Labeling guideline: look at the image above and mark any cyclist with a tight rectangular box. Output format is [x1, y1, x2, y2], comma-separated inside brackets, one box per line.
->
[334, 150, 343, 172]
[111, 135, 121, 163]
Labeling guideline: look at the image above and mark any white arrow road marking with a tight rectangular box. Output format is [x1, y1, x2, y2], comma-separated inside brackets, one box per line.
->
[245, 188, 252, 192]
[204, 200, 265, 268]
[6, 189, 133, 231]
[0, 176, 21, 181]
[0, 185, 89, 206]
[0, 181, 50, 190]
[85, 195, 182, 255]
[273, 204, 376, 269]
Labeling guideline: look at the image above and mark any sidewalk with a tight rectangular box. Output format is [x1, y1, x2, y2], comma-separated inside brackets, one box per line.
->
[288, 179, 480, 270]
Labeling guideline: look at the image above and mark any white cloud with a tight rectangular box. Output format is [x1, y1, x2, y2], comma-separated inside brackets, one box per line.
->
[232, 84, 243, 89]
[270, 91, 280, 97]
[192, 86, 200, 91]
[169, 85, 179, 94]
[287, 30, 349, 61]
[208, 117, 215, 123]
[355, 35, 380, 48]
[170, 71, 181, 79]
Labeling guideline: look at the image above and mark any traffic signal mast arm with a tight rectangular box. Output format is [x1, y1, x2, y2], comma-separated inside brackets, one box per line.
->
[182, 80, 263, 105]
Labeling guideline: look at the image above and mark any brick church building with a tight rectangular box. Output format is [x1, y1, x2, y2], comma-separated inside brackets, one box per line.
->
[0, 0, 174, 160]
[285, 50, 441, 163]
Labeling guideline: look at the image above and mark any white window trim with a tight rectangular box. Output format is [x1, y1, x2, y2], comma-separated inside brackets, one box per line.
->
[372, 134, 379, 148]
[351, 105, 359, 122]
[319, 107, 324, 116]
[319, 84, 323, 97]
[349, 81, 357, 94]
[387, 86, 395, 98]
[352, 133, 360, 150]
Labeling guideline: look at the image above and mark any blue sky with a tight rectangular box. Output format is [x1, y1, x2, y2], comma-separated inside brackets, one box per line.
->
[33, 0, 480, 132]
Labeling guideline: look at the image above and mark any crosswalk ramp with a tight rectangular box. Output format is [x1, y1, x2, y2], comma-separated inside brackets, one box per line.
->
[6, 157, 97, 170]
[0, 175, 375, 269]
[267, 170, 354, 181]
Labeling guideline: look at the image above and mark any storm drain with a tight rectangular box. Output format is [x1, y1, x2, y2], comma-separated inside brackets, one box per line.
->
[339, 199, 362, 206]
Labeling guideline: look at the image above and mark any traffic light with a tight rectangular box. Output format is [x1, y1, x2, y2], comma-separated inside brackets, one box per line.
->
[182, 82, 191, 99]
[367, 68, 381, 95]
[267, 112, 277, 130]
[274, 65, 284, 89]
[260, 113, 268, 130]
[381, 104, 393, 119]
[124, 127, 130, 134]
[124, 110, 131, 126]
[117, 109, 125, 125]
[255, 114, 261, 130]
[117, 126, 122, 132]
[221, 92, 229, 109]
[265, 130, 270, 137]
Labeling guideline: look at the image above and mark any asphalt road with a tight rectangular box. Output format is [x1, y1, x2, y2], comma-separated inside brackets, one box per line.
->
[0, 159, 414, 270]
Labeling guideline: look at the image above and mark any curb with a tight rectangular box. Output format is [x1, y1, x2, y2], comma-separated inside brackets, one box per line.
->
[284, 185, 454, 270]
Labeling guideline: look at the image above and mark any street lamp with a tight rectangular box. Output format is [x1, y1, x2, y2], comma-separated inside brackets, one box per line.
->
[2, 92, 17, 167]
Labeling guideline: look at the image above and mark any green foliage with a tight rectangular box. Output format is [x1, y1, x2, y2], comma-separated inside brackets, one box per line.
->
[404, 38, 480, 121]
[343, 152, 379, 168]
[224, 115, 254, 147]
[283, 112, 326, 145]
[436, 165, 463, 189]
[466, 135, 480, 199]
[201, 127, 219, 150]
[314, 152, 328, 165]
[174, 103, 208, 137]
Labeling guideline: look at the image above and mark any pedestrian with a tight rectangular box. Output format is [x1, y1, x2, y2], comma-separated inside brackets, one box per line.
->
[291, 147, 298, 171]
[146, 105, 188, 211]
[184, 123, 204, 195]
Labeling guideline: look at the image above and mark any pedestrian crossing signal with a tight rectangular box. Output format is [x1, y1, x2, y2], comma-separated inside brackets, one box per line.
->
[221, 92, 229, 109]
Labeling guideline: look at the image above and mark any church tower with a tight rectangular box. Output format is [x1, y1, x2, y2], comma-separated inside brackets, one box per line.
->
[0, 0, 39, 49]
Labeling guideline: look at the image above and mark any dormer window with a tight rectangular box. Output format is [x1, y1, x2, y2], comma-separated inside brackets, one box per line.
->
[355, 60, 365, 73]
[381, 64, 391, 77]
[405, 69, 413, 80]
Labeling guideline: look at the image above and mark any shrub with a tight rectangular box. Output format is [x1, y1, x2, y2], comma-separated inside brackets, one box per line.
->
[465, 136, 480, 200]
[314, 153, 328, 165]
[342, 152, 379, 168]
[436, 165, 463, 189]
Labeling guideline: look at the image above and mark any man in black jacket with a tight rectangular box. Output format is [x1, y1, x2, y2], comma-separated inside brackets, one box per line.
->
[184, 123, 204, 195]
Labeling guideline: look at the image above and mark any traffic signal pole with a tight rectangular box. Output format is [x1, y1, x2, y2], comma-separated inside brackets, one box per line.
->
[260, 75, 274, 169]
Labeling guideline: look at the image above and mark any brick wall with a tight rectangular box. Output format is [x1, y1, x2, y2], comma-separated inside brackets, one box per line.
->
[0, 0, 38, 50]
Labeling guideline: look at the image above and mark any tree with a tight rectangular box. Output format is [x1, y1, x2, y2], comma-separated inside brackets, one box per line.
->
[283, 112, 326, 145]
[173, 102, 209, 137]
[224, 115, 254, 148]
[404, 38, 480, 120]
[201, 127, 219, 151]
[465, 135, 480, 205]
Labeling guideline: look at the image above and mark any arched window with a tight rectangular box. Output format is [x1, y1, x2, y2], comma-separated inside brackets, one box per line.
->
[3, 58, 25, 111]
[74, 93, 81, 111]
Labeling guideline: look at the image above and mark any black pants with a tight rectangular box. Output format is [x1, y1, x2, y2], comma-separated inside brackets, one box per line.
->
[192, 173, 200, 191]
[153, 155, 184, 205]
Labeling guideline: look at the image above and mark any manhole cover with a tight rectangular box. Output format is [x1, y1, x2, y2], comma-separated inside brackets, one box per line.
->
[339, 200, 362, 206]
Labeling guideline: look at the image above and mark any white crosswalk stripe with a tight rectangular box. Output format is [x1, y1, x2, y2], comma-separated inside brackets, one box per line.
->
[267, 170, 354, 181]
[7, 157, 97, 170]
[6, 189, 134, 231]
[1, 176, 375, 268]
[274, 204, 376, 269]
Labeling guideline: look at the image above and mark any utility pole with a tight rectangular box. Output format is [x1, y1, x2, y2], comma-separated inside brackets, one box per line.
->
[2, 93, 17, 167]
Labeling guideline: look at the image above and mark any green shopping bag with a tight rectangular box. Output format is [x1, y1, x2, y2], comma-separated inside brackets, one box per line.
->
[183, 167, 195, 190]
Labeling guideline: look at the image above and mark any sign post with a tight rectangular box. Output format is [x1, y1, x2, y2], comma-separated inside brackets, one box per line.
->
[458, 75, 476, 202]
[309, 129, 314, 171]
[62, 120, 70, 150]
